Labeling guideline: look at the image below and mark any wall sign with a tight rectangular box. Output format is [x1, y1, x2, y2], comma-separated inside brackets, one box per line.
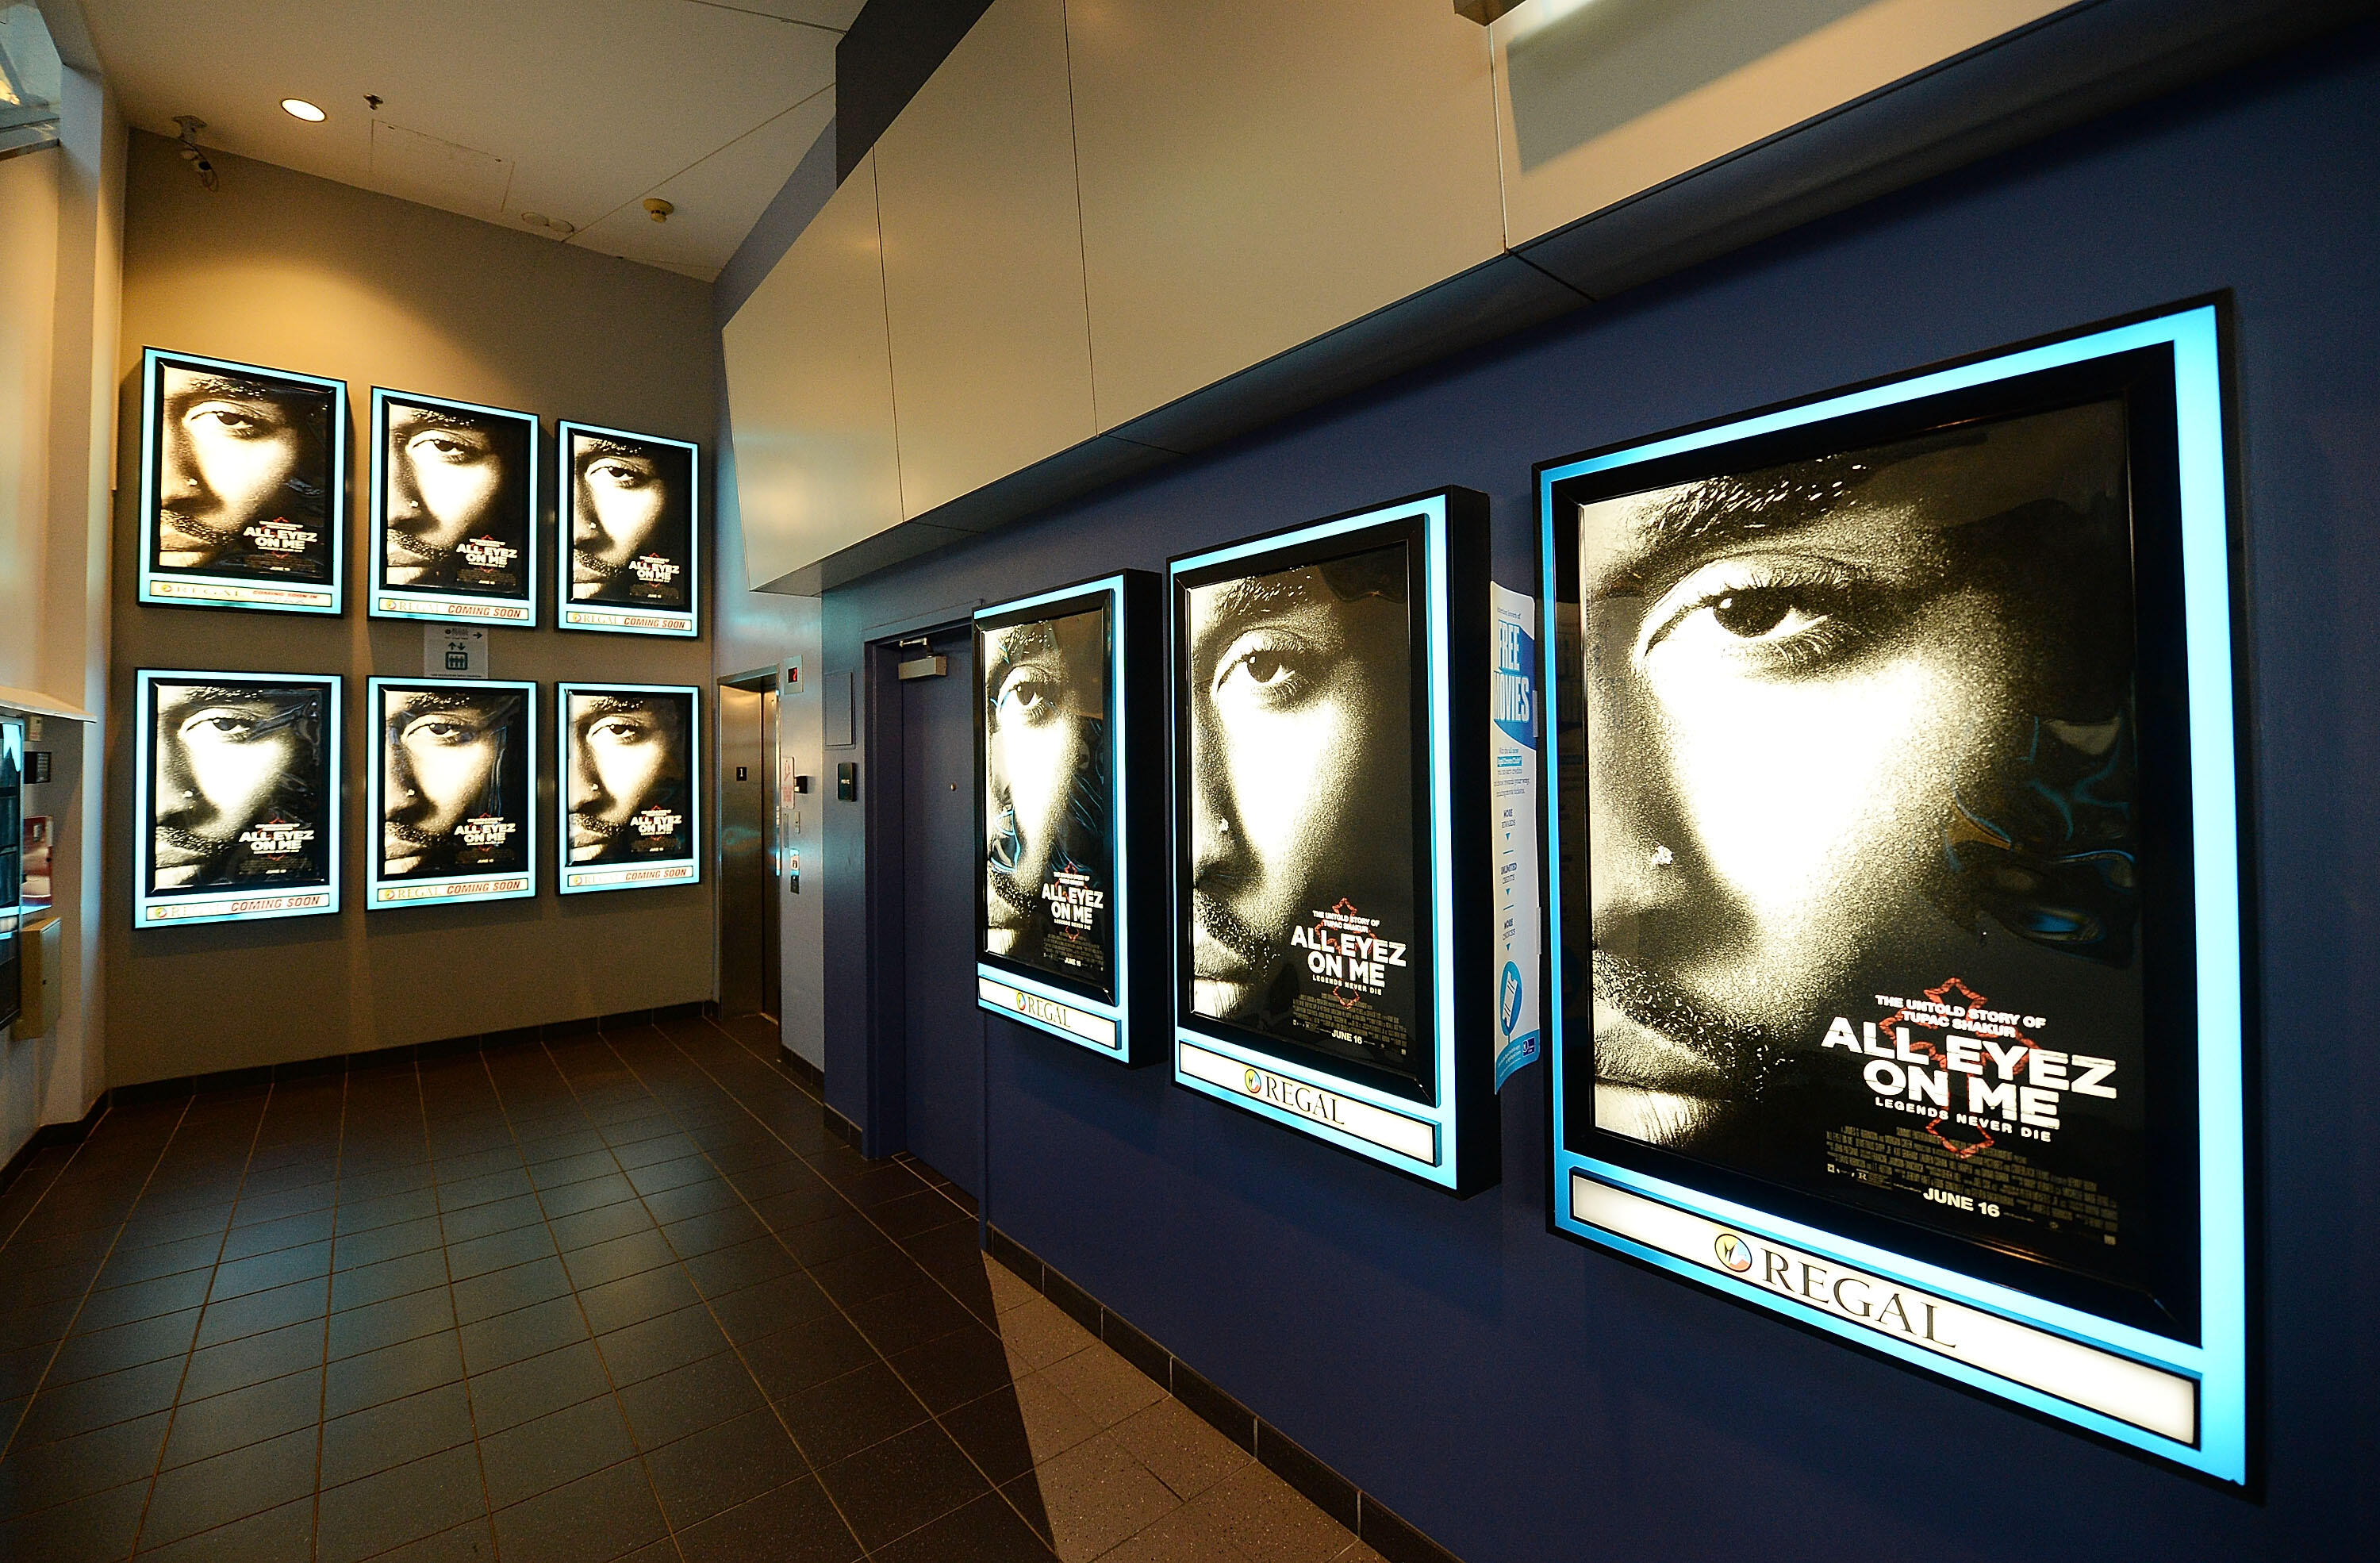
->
[367, 678, 538, 909]
[1537, 302, 2250, 1480]
[555, 422, 701, 638]
[132, 669, 342, 927]
[1491, 582, 1541, 1089]
[1170, 490, 1497, 1193]
[137, 348, 346, 615]
[973, 572, 1165, 1065]
[368, 388, 540, 626]
[556, 683, 701, 893]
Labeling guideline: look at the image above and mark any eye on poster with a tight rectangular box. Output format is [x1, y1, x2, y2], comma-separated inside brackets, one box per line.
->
[137, 349, 347, 615]
[134, 670, 343, 926]
[557, 683, 701, 893]
[1170, 490, 1498, 1194]
[367, 679, 538, 908]
[556, 423, 700, 638]
[368, 390, 540, 625]
[1538, 302, 2249, 1481]
[973, 572, 1164, 1064]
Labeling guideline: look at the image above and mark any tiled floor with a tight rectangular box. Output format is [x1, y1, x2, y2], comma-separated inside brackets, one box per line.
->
[0, 1013, 1384, 1562]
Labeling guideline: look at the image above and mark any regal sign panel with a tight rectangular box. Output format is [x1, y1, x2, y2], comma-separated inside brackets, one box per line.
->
[133, 670, 344, 927]
[137, 349, 347, 615]
[974, 572, 1165, 1064]
[1538, 302, 2250, 1480]
[556, 423, 701, 638]
[1170, 490, 1498, 1194]
[367, 679, 539, 909]
[368, 389, 541, 626]
[555, 684, 702, 894]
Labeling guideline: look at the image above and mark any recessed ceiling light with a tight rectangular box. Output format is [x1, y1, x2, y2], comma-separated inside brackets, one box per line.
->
[281, 98, 325, 122]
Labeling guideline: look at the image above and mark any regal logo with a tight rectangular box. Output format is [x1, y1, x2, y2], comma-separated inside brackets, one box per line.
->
[1245, 1068, 1261, 1093]
[1714, 1232, 1753, 1273]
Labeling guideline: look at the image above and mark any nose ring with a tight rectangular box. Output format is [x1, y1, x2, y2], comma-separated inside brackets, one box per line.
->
[1649, 844, 1674, 867]
[182, 789, 196, 800]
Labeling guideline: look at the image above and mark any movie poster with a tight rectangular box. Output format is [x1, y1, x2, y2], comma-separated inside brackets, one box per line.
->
[1178, 538, 1426, 1087]
[369, 390, 539, 624]
[557, 683, 701, 893]
[367, 679, 537, 908]
[134, 670, 342, 926]
[556, 423, 700, 637]
[979, 599, 1115, 998]
[138, 350, 346, 614]
[1568, 396, 2164, 1298]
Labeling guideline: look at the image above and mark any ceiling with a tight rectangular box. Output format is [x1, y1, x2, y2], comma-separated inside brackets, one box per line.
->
[79, 0, 858, 282]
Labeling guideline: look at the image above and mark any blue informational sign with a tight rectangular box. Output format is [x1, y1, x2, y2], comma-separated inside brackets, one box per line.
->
[1491, 583, 1541, 1091]
[1537, 303, 2250, 1480]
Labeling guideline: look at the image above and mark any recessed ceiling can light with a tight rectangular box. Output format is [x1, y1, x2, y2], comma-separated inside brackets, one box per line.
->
[281, 98, 326, 122]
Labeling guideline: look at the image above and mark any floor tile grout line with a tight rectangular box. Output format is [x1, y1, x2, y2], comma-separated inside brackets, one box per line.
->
[0, 1093, 197, 1487]
[579, 1024, 880, 1557]
[0, 1104, 113, 1253]
[421, 1050, 507, 1563]
[306, 1066, 354, 1562]
[626, 1019, 1058, 1557]
[482, 1034, 689, 1561]
[125, 1081, 280, 1557]
[555, 1026, 856, 1558]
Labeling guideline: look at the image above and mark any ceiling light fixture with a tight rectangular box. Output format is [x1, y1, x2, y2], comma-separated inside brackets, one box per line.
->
[281, 98, 325, 122]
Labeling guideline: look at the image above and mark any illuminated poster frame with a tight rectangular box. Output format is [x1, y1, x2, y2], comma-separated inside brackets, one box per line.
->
[555, 421, 701, 638]
[1169, 490, 1497, 1195]
[1537, 303, 2250, 1480]
[365, 678, 539, 910]
[367, 389, 542, 626]
[973, 571, 1165, 1065]
[136, 348, 347, 615]
[555, 682, 702, 895]
[132, 669, 344, 927]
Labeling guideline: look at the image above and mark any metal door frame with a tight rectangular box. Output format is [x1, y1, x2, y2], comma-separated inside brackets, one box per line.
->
[858, 618, 973, 1162]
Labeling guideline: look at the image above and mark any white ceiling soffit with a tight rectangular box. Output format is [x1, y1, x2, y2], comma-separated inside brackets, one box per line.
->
[79, 0, 858, 282]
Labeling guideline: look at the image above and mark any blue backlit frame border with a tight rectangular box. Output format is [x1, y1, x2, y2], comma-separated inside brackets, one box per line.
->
[136, 348, 348, 616]
[132, 668, 344, 928]
[973, 574, 1139, 1062]
[555, 421, 701, 639]
[364, 678, 539, 911]
[1536, 304, 2249, 1481]
[1169, 490, 1494, 1194]
[555, 682, 704, 895]
[366, 389, 542, 627]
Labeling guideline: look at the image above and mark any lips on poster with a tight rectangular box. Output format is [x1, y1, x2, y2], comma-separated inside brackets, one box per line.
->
[1180, 540, 1425, 1085]
[981, 602, 1115, 997]
[370, 390, 539, 624]
[1568, 397, 2163, 1294]
[370, 680, 536, 907]
[140, 350, 345, 613]
[559, 684, 699, 893]
[559, 423, 698, 636]
[137, 670, 340, 925]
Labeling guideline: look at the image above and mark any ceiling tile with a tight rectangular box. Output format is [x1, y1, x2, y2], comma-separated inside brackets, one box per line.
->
[567, 93, 835, 281]
[82, 0, 843, 275]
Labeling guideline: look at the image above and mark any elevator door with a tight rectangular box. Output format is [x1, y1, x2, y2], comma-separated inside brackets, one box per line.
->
[719, 682, 780, 1019]
[900, 632, 981, 1196]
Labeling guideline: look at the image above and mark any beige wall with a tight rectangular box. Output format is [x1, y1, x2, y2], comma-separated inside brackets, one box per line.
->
[106, 132, 720, 1087]
[2, 51, 125, 1163]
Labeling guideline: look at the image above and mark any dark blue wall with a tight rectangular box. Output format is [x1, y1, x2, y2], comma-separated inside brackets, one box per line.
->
[820, 31, 2380, 1561]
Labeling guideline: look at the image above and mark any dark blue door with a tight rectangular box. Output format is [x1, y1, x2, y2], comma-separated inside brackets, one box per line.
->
[900, 632, 982, 1196]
